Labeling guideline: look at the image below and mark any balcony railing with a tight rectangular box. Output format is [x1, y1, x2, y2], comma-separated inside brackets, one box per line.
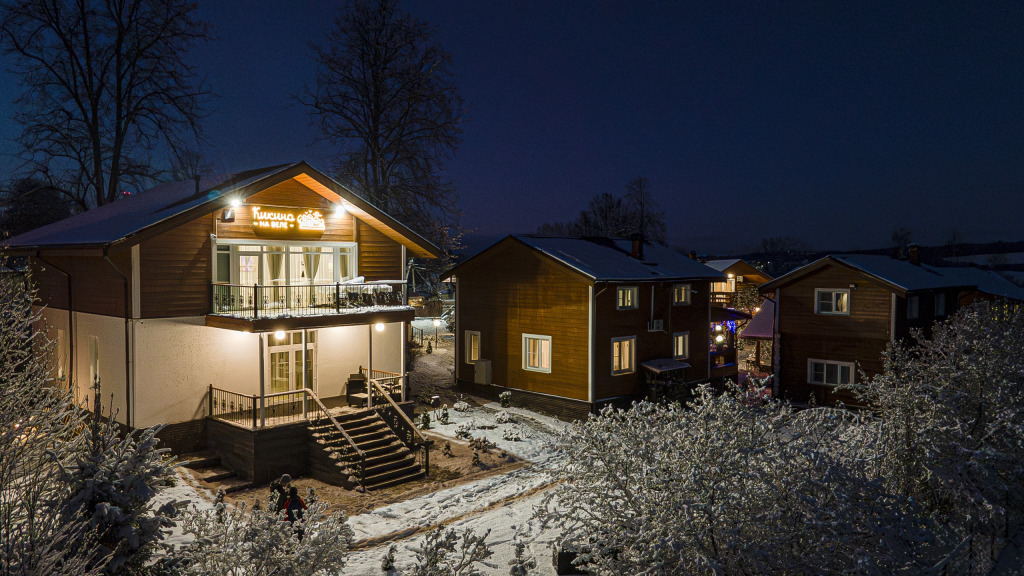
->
[211, 280, 407, 318]
[710, 292, 734, 306]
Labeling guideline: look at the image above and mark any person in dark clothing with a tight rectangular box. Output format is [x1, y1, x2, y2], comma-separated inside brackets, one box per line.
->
[283, 486, 307, 541]
[270, 473, 291, 513]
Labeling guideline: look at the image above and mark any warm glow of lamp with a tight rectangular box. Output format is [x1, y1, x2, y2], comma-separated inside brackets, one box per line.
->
[334, 202, 346, 217]
[715, 334, 725, 343]
[274, 330, 286, 340]
[727, 273, 734, 278]
[433, 319, 441, 327]
[715, 324, 722, 331]
[374, 322, 385, 332]
[230, 198, 242, 208]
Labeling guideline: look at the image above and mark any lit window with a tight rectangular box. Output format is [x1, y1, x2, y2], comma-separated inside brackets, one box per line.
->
[907, 296, 919, 320]
[612, 336, 635, 374]
[808, 359, 854, 386]
[522, 334, 551, 373]
[673, 284, 691, 305]
[815, 289, 850, 315]
[673, 332, 690, 359]
[617, 286, 638, 310]
[466, 331, 481, 364]
[934, 293, 946, 317]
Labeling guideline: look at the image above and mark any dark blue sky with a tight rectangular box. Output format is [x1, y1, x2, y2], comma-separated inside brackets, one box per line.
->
[1, 1, 1022, 253]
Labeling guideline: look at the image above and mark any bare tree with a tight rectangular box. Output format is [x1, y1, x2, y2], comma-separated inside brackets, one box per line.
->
[302, 0, 465, 245]
[536, 178, 667, 244]
[0, 178, 71, 238]
[0, 0, 210, 211]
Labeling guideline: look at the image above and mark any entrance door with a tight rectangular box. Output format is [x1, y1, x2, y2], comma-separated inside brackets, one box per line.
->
[266, 331, 317, 396]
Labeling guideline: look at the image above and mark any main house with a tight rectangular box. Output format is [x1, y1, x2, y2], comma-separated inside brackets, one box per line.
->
[759, 249, 1024, 405]
[443, 235, 725, 418]
[4, 161, 438, 488]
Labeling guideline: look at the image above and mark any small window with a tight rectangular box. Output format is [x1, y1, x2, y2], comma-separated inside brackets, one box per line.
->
[611, 336, 635, 375]
[617, 286, 638, 310]
[466, 331, 481, 364]
[673, 332, 690, 360]
[934, 293, 946, 317]
[215, 245, 231, 283]
[907, 296, 919, 320]
[522, 334, 551, 373]
[673, 284, 691, 305]
[808, 359, 854, 386]
[815, 289, 850, 315]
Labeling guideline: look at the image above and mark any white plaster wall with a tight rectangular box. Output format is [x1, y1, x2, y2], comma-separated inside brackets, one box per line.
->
[35, 306, 70, 383]
[317, 325, 368, 397]
[134, 318, 259, 428]
[63, 312, 128, 422]
[371, 321, 404, 374]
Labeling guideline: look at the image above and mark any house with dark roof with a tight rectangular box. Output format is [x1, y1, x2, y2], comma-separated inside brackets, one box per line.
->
[441, 235, 725, 418]
[703, 259, 774, 311]
[3, 161, 438, 489]
[759, 248, 1024, 405]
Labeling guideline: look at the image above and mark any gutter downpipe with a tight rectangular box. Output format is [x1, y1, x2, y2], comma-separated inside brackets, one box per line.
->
[103, 249, 133, 428]
[35, 253, 74, 393]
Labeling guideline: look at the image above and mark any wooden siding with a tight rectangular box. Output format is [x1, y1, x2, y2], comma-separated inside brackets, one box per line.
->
[592, 281, 711, 400]
[776, 265, 892, 404]
[454, 239, 592, 401]
[356, 220, 403, 280]
[32, 253, 128, 317]
[140, 215, 214, 318]
[215, 179, 355, 243]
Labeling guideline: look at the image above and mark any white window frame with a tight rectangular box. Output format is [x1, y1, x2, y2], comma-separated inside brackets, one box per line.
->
[807, 358, 855, 386]
[611, 336, 636, 375]
[673, 331, 690, 360]
[907, 295, 920, 320]
[934, 293, 946, 317]
[212, 238, 358, 285]
[617, 286, 639, 310]
[673, 283, 692, 306]
[814, 288, 850, 315]
[466, 330, 481, 364]
[522, 334, 551, 373]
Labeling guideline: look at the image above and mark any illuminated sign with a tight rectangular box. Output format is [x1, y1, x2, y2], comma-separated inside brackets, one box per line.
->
[250, 206, 326, 238]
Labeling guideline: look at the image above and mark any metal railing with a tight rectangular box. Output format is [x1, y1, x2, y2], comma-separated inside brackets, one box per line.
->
[367, 377, 430, 475]
[209, 386, 257, 428]
[211, 280, 407, 318]
[360, 367, 405, 405]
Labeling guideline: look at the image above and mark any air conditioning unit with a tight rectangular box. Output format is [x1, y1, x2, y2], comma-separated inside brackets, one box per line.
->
[473, 359, 492, 385]
[648, 319, 664, 332]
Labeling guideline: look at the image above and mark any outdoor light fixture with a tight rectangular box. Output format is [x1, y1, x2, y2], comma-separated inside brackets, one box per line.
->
[334, 202, 347, 217]
[375, 322, 385, 332]
[727, 273, 734, 278]
[221, 208, 235, 222]
[433, 319, 441, 327]
[274, 330, 286, 340]
[715, 324, 722, 331]
[230, 198, 242, 208]
[715, 334, 725, 343]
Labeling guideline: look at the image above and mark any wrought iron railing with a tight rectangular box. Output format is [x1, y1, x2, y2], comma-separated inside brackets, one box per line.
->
[211, 280, 407, 318]
[209, 386, 257, 427]
[368, 377, 430, 475]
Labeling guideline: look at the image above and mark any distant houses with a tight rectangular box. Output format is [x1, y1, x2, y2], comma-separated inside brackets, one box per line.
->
[760, 248, 1024, 405]
[443, 235, 725, 418]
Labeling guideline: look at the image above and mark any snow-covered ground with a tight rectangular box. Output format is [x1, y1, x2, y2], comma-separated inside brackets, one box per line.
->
[160, 401, 572, 575]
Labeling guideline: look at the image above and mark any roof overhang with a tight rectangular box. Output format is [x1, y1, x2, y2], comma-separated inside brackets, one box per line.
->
[641, 358, 692, 374]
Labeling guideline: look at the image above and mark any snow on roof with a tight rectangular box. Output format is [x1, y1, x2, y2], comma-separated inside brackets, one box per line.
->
[514, 235, 725, 281]
[2, 164, 293, 249]
[740, 300, 774, 340]
[704, 259, 742, 272]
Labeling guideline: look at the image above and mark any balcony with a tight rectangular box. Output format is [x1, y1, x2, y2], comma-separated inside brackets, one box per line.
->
[207, 280, 412, 331]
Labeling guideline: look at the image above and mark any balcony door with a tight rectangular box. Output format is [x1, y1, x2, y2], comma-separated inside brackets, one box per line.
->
[267, 330, 317, 396]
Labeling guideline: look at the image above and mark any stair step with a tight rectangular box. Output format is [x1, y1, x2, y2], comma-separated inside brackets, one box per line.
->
[222, 480, 255, 494]
[180, 452, 221, 470]
[365, 455, 416, 476]
[203, 470, 238, 483]
[364, 463, 424, 490]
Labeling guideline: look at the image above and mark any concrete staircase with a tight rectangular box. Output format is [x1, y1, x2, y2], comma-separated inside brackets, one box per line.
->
[308, 409, 424, 491]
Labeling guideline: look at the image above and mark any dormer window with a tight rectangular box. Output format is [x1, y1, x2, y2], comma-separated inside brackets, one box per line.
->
[815, 289, 849, 315]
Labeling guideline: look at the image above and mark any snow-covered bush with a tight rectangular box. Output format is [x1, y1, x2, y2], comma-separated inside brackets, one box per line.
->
[174, 496, 354, 576]
[454, 423, 472, 440]
[507, 533, 536, 576]
[498, 391, 512, 408]
[495, 410, 513, 424]
[407, 526, 492, 576]
[418, 412, 431, 429]
[502, 428, 521, 442]
[537, 387, 954, 575]
[452, 400, 470, 413]
[438, 405, 450, 425]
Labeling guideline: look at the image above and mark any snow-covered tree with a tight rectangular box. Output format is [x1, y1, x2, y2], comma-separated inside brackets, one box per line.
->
[174, 496, 353, 576]
[60, 386, 178, 575]
[0, 266, 100, 575]
[407, 526, 493, 576]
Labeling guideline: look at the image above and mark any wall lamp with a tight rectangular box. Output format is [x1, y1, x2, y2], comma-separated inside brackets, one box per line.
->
[849, 283, 857, 290]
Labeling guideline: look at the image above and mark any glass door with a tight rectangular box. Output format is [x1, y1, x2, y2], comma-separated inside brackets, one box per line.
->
[265, 331, 317, 398]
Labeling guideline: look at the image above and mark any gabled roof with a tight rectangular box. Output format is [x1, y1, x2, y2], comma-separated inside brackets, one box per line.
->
[739, 299, 775, 340]
[445, 235, 725, 282]
[2, 161, 440, 258]
[704, 258, 774, 283]
[760, 254, 1024, 301]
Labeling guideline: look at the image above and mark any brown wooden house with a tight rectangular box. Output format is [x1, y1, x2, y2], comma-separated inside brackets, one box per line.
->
[442, 235, 725, 419]
[704, 259, 773, 311]
[4, 161, 439, 488]
[759, 251, 1024, 406]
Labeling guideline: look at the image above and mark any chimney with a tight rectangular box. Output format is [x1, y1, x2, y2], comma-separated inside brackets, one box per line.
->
[689, 250, 697, 260]
[630, 234, 644, 260]
[908, 243, 920, 266]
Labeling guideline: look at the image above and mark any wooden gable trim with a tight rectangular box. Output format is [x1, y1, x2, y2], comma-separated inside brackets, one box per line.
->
[760, 256, 906, 297]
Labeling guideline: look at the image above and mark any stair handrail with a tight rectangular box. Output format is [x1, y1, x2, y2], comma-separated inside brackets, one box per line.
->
[300, 387, 367, 489]
[368, 377, 431, 476]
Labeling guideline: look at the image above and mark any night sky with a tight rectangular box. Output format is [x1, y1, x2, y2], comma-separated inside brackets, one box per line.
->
[1, 1, 1022, 253]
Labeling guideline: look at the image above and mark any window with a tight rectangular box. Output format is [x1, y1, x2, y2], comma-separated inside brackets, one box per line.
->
[466, 331, 481, 364]
[267, 330, 317, 393]
[934, 293, 946, 317]
[213, 241, 356, 285]
[673, 332, 690, 359]
[815, 289, 850, 315]
[617, 286, 638, 310]
[673, 284, 691, 305]
[808, 359, 854, 386]
[522, 334, 551, 373]
[611, 336, 636, 375]
[907, 295, 919, 320]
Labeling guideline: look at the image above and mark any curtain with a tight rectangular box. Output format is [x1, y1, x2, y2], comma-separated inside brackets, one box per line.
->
[303, 248, 321, 285]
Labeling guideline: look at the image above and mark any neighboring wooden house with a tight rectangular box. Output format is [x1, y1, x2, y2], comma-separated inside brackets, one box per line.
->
[3, 161, 438, 489]
[703, 259, 773, 311]
[759, 250, 1024, 405]
[442, 235, 725, 418]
